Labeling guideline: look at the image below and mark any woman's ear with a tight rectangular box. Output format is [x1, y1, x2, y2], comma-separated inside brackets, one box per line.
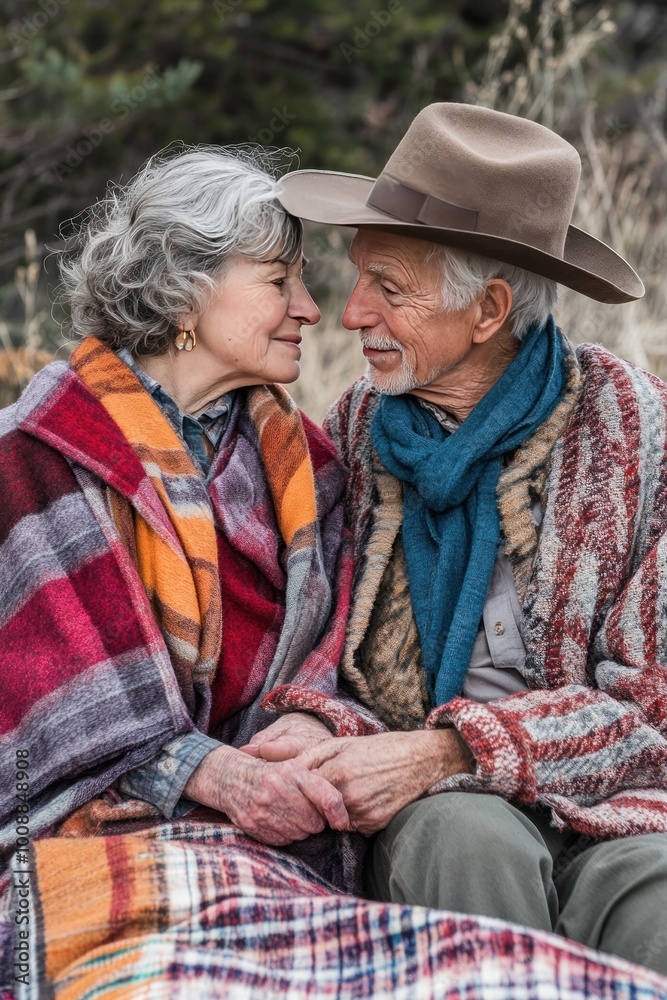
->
[472, 279, 513, 344]
[176, 311, 199, 332]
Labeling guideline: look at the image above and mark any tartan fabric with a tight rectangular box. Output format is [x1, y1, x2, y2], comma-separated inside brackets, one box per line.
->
[0, 353, 374, 863]
[5, 820, 667, 999]
[325, 343, 667, 841]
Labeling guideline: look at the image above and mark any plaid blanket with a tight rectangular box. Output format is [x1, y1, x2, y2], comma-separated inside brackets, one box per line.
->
[0, 347, 389, 950]
[0, 349, 377, 858]
[3, 821, 667, 999]
[0, 348, 388, 995]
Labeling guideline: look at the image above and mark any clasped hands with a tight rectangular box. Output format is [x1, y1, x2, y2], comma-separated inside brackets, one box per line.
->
[184, 712, 472, 847]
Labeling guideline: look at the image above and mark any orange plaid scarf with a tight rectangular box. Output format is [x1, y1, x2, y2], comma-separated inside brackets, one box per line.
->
[71, 337, 318, 697]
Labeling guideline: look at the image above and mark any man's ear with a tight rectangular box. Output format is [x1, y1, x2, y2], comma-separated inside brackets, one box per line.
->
[472, 279, 513, 344]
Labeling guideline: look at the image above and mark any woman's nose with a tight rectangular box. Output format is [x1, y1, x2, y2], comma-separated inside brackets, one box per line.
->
[292, 283, 321, 326]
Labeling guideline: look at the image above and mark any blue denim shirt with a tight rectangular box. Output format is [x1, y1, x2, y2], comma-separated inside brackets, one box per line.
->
[117, 348, 234, 478]
[117, 730, 221, 820]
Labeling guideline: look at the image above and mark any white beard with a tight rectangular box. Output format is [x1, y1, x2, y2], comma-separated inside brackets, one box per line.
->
[365, 359, 420, 395]
[361, 333, 422, 395]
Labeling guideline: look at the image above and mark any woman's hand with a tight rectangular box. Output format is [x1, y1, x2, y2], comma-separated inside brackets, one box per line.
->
[299, 729, 473, 836]
[239, 712, 333, 762]
[183, 744, 349, 847]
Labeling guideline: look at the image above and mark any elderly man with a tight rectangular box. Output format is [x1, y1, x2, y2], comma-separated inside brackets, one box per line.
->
[246, 103, 667, 972]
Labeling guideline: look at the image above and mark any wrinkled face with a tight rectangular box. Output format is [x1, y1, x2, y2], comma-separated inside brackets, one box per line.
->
[343, 231, 479, 394]
[188, 252, 320, 388]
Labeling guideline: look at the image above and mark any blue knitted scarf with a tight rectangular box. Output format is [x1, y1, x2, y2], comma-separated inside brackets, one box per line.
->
[371, 316, 566, 705]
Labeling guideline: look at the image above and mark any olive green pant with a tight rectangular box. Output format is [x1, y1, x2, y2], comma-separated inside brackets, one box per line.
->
[366, 792, 667, 975]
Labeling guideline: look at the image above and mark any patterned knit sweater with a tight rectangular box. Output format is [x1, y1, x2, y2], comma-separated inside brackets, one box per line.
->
[324, 344, 667, 841]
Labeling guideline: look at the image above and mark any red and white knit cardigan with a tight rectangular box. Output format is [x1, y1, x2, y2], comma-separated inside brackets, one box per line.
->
[322, 344, 667, 841]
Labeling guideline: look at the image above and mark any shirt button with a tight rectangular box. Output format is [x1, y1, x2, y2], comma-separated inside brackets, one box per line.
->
[159, 759, 176, 775]
[494, 621, 506, 636]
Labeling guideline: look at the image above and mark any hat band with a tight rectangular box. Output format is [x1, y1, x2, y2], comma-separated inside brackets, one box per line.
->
[366, 175, 479, 231]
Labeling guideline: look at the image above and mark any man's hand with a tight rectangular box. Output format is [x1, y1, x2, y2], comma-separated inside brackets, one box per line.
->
[239, 712, 333, 762]
[184, 745, 349, 846]
[300, 729, 473, 836]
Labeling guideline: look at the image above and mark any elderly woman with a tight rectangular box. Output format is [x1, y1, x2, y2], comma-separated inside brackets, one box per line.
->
[0, 146, 396, 996]
[0, 147, 385, 892]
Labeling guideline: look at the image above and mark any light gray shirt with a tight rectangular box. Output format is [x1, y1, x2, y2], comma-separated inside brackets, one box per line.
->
[462, 540, 532, 702]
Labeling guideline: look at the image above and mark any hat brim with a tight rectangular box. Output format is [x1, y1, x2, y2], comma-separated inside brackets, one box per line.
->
[277, 171, 644, 304]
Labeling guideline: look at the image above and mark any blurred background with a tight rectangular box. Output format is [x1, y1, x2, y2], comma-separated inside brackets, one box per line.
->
[1, 0, 666, 420]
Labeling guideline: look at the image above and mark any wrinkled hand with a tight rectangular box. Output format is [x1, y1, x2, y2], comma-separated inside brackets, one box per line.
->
[239, 712, 333, 762]
[184, 745, 349, 847]
[299, 730, 473, 836]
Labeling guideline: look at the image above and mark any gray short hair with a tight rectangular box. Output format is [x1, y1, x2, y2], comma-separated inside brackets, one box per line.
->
[428, 245, 558, 339]
[58, 145, 302, 355]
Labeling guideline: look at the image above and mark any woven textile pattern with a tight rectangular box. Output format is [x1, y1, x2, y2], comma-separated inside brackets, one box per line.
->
[5, 820, 665, 1000]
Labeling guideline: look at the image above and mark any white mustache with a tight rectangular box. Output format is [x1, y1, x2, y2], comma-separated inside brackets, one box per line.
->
[360, 333, 404, 353]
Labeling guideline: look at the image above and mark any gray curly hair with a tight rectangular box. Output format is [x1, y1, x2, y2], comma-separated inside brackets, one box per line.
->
[58, 145, 303, 356]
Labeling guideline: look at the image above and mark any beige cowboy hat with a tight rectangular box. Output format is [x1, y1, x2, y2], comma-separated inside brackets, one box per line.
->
[277, 103, 643, 304]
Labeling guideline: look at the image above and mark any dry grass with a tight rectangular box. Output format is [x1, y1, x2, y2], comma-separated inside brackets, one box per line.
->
[465, 0, 667, 380]
[0, 230, 57, 405]
[2, 0, 665, 420]
[0, 345, 55, 408]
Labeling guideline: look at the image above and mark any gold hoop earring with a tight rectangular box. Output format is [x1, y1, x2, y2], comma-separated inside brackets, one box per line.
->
[175, 328, 197, 352]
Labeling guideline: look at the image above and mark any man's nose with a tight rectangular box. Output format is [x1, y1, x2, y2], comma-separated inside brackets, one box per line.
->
[342, 281, 378, 331]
